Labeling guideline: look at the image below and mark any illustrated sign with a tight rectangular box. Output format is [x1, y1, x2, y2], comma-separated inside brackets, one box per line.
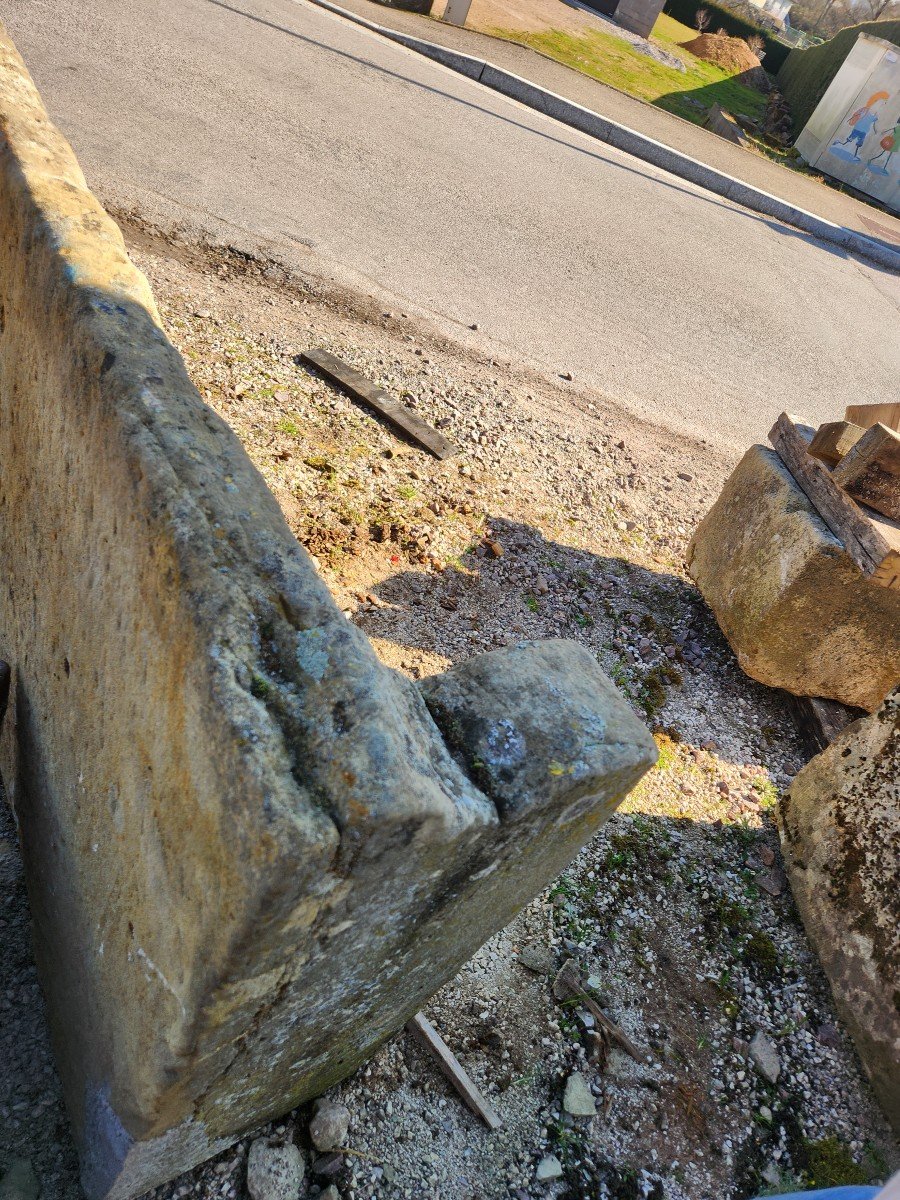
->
[801, 40, 900, 213]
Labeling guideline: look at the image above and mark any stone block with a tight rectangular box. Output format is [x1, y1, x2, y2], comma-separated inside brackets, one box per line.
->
[703, 102, 753, 148]
[687, 445, 900, 711]
[613, 0, 666, 38]
[778, 689, 899, 1134]
[0, 25, 656, 1200]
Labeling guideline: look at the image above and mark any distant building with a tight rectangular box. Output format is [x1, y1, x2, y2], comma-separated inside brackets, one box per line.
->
[746, 0, 792, 29]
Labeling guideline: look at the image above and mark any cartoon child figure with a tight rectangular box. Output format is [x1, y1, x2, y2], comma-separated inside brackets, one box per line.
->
[867, 116, 900, 176]
[831, 91, 889, 159]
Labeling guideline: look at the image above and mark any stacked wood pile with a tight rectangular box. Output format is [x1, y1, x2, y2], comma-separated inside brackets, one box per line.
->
[769, 403, 900, 591]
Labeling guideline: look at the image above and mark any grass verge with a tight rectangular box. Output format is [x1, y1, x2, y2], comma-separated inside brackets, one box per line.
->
[484, 14, 769, 126]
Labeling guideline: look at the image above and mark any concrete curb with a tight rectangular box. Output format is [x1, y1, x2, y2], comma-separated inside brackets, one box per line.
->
[305, 0, 900, 273]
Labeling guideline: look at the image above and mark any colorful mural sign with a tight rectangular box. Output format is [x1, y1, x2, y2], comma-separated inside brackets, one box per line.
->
[795, 36, 900, 214]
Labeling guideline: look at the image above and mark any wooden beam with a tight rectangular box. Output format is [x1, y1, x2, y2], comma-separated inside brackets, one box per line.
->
[792, 695, 865, 757]
[768, 413, 900, 590]
[406, 1012, 503, 1130]
[553, 960, 646, 1063]
[300, 349, 457, 461]
[832, 423, 900, 522]
[845, 402, 900, 434]
[807, 420, 865, 468]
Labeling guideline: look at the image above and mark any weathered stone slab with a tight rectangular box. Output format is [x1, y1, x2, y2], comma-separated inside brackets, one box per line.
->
[778, 689, 899, 1134]
[0, 24, 656, 1200]
[687, 445, 900, 711]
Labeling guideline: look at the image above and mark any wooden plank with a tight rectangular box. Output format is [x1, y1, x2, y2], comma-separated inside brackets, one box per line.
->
[553, 960, 646, 1063]
[845, 402, 900, 434]
[832, 423, 900, 522]
[792, 695, 865, 757]
[300, 349, 457, 461]
[406, 1012, 503, 1130]
[869, 514, 900, 588]
[769, 413, 900, 590]
[807, 420, 865, 468]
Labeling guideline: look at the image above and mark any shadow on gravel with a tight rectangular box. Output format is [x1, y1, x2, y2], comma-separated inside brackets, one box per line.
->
[0, 794, 82, 1200]
[359, 515, 806, 773]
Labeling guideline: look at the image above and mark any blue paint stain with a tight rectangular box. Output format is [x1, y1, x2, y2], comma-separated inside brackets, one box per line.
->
[80, 1082, 134, 1199]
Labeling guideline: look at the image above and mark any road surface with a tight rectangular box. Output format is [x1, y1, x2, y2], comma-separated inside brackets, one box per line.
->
[4, 0, 899, 447]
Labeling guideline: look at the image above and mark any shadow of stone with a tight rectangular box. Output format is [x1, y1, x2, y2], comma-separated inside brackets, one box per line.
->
[356, 515, 805, 774]
[0, 792, 83, 1200]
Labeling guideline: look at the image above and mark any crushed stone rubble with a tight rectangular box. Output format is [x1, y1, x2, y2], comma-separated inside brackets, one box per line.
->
[0, 224, 895, 1200]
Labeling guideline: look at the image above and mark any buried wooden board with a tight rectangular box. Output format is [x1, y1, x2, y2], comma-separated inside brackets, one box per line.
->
[406, 1012, 502, 1130]
[791, 694, 866, 758]
[300, 349, 457, 460]
[768, 413, 900, 590]
[552, 959, 646, 1064]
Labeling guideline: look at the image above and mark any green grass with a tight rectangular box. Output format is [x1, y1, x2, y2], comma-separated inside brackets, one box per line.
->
[486, 14, 768, 127]
[802, 1137, 870, 1189]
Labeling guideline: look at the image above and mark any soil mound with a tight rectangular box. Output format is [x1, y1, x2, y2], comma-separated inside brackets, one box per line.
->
[682, 31, 760, 71]
[681, 32, 771, 90]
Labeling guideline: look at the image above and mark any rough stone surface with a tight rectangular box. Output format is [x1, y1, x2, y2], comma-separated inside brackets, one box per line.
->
[535, 1154, 564, 1181]
[308, 1101, 350, 1153]
[687, 444, 900, 711]
[516, 942, 556, 975]
[778, 689, 900, 1135]
[246, 1139, 304, 1200]
[562, 1072, 597, 1116]
[749, 1030, 781, 1085]
[0, 27, 656, 1200]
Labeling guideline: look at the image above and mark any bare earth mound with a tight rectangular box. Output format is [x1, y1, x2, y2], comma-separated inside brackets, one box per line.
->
[682, 32, 773, 90]
[681, 32, 760, 72]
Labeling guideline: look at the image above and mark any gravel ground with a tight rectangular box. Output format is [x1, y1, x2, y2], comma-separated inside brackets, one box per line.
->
[1, 219, 896, 1200]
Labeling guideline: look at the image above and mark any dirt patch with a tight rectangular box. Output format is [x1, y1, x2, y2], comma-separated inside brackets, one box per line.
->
[681, 33, 771, 90]
[681, 33, 760, 73]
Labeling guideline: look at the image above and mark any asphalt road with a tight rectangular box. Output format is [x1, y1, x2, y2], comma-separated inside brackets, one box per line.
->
[5, 0, 900, 447]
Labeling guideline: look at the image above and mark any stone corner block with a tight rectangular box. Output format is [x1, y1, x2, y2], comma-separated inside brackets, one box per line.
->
[777, 689, 899, 1135]
[687, 443, 900, 711]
